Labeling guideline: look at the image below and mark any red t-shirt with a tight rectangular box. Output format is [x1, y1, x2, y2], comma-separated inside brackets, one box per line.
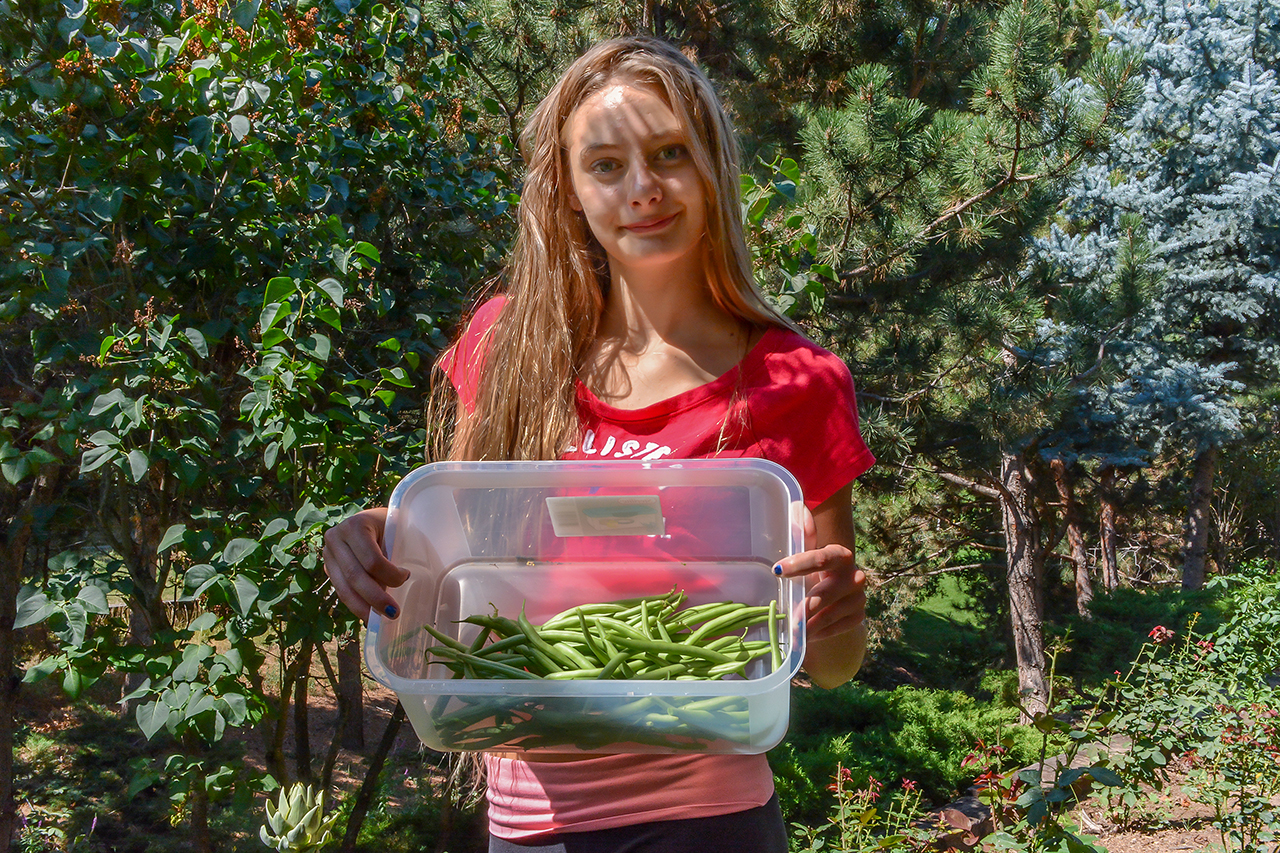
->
[440, 295, 875, 839]
[442, 296, 874, 509]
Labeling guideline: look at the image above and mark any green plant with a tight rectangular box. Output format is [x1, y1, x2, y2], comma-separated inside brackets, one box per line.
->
[1090, 567, 1280, 851]
[3, 0, 507, 843]
[741, 155, 834, 318]
[791, 766, 934, 852]
[951, 641, 1118, 853]
[771, 681, 1043, 830]
[260, 783, 338, 852]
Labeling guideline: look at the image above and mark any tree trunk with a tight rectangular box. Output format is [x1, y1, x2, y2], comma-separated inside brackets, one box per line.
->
[1182, 446, 1218, 591]
[266, 637, 307, 785]
[1274, 497, 1280, 564]
[0, 523, 29, 853]
[0, 471, 59, 853]
[293, 639, 314, 783]
[337, 630, 364, 749]
[1098, 466, 1121, 592]
[339, 702, 406, 853]
[97, 475, 173, 711]
[1001, 451, 1048, 719]
[314, 644, 345, 795]
[1051, 459, 1093, 618]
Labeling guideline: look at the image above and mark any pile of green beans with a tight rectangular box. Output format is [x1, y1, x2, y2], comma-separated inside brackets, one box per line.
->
[423, 589, 783, 682]
[428, 693, 755, 751]
[421, 589, 785, 751]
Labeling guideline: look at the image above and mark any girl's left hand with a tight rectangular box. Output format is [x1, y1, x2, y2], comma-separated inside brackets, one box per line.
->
[774, 486, 868, 688]
[775, 503, 867, 643]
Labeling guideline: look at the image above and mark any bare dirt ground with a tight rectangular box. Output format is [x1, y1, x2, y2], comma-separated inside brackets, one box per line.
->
[1071, 792, 1221, 853]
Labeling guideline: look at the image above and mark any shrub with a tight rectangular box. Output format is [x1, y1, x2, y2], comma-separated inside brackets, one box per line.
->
[771, 681, 1043, 830]
[1053, 584, 1225, 688]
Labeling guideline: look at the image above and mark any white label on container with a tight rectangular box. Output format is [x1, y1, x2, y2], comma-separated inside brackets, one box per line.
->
[545, 495, 665, 537]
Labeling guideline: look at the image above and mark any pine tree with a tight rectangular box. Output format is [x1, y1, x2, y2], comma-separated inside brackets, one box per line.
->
[786, 0, 1140, 715]
[1033, 0, 1280, 590]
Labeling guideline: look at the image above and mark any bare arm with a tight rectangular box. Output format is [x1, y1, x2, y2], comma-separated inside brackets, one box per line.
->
[321, 401, 472, 622]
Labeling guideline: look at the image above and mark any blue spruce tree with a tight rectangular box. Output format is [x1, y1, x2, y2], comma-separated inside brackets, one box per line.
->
[1034, 0, 1280, 589]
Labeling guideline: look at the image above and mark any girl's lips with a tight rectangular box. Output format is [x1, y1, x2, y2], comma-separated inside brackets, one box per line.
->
[624, 213, 678, 233]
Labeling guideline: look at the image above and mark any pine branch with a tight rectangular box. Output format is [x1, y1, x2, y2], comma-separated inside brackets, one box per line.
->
[856, 339, 985, 406]
[936, 470, 1002, 500]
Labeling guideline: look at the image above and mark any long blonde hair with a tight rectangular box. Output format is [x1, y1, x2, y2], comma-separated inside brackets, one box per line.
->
[451, 36, 789, 462]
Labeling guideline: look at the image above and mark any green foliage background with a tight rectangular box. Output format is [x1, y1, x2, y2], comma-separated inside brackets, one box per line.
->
[2, 0, 1278, 849]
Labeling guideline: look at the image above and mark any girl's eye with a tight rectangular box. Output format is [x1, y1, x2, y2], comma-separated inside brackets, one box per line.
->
[656, 145, 687, 162]
[592, 159, 620, 174]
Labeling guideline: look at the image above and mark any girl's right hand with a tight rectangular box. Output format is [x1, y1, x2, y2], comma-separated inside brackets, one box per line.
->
[322, 507, 410, 623]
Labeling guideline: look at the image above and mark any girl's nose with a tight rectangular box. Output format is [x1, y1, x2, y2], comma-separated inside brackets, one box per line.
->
[628, 164, 662, 207]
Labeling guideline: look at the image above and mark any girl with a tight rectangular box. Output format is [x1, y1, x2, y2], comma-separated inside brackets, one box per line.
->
[323, 36, 875, 852]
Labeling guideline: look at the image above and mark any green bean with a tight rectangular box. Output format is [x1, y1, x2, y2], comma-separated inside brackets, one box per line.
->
[461, 613, 523, 636]
[424, 591, 783, 704]
[597, 650, 631, 679]
[549, 641, 597, 671]
[590, 615, 650, 642]
[522, 643, 564, 675]
[517, 608, 576, 671]
[438, 649, 540, 679]
[685, 605, 772, 645]
[768, 599, 782, 671]
[609, 634, 738, 665]
[544, 667, 606, 680]
[630, 662, 688, 680]
[472, 634, 529, 657]
[467, 625, 494, 654]
[578, 611, 607, 665]
[423, 623, 470, 653]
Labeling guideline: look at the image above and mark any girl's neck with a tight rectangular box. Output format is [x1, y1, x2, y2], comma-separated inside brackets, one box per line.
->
[600, 253, 728, 347]
[582, 253, 760, 410]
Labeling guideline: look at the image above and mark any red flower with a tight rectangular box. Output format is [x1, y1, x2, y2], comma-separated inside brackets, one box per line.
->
[901, 778, 918, 792]
[1148, 625, 1175, 644]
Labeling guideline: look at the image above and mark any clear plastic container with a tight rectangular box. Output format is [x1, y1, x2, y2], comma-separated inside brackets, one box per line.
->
[364, 458, 805, 754]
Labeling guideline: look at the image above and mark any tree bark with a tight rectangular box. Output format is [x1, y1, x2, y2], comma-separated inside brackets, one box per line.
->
[1050, 459, 1093, 618]
[1098, 466, 1121, 592]
[1182, 446, 1218, 591]
[97, 474, 174, 711]
[1274, 497, 1280, 564]
[293, 639, 314, 783]
[0, 471, 60, 853]
[337, 629, 364, 749]
[314, 644, 345, 795]
[1001, 451, 1048, 718]
[339, 702, 406, 853]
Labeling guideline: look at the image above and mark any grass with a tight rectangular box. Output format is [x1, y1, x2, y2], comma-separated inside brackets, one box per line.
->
[872, 574, 1006, 692]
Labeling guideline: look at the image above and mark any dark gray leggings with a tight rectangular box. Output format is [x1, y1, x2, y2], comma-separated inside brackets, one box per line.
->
[487, 793, 788, 853]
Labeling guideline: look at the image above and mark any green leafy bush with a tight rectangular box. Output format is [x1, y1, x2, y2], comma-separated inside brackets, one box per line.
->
[771, 681, 1043, 829]
[1053, 584, 1225, 687]
[3, 0, 508, 843]
[1094, 566, 1280, 851]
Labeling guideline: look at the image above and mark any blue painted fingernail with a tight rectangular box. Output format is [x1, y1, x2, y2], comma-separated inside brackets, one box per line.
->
[384, 605, 399, 619]
[773, 563, 783, 576]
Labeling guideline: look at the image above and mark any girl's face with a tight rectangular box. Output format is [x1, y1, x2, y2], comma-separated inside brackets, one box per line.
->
[562, 78, 709, 280]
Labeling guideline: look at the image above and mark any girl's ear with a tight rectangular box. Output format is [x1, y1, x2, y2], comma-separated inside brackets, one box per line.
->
[567, 191, 583, 212]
